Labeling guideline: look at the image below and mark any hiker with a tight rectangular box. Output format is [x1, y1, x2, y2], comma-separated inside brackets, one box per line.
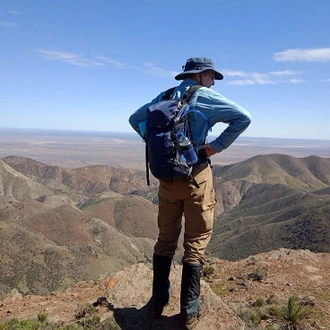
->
[129, 57, 251, 329]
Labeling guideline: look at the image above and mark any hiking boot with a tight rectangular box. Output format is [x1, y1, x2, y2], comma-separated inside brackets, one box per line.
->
[181, 294, 210, 329]
[151, 254, 172, 318]
[151, 302, 167, 319]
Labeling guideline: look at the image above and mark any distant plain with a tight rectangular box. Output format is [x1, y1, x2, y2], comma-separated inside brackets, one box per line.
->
[1, 127, 330, 169]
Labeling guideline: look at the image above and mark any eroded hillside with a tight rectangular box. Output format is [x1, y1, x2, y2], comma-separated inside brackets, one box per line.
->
[1, 154, 330, 299]
[209, 154, 330, 260]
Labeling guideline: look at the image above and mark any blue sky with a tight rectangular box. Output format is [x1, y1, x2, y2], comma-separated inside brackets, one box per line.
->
[1, 0, 330, 140]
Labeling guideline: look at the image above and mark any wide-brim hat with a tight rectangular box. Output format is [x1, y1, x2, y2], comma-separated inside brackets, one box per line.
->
[175, 57, 224, 80]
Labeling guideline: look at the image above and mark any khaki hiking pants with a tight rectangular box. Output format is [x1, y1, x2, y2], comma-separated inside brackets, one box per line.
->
[154, 164, 216, 264]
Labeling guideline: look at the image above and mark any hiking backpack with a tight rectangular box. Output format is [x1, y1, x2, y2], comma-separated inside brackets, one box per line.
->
[144, 85, 206, 186]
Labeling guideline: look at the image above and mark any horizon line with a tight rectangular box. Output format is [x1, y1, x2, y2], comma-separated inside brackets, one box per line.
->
[1, 127, 330, 142]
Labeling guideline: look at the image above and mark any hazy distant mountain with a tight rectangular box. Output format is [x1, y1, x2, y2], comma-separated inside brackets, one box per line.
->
[1, 153, 330, 297]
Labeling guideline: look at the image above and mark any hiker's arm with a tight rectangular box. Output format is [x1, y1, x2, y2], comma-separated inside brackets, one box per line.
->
[200, 144, 216, 158]
[195, 91, 252, 153]
[129, 93, 166, 138]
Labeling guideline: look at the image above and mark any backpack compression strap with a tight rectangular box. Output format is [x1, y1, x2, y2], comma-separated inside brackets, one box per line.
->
[163, 85, 202, 102]
[163, 87, 176, 101]
[145, 142, 150, 186]
[182, 85, 202, 103]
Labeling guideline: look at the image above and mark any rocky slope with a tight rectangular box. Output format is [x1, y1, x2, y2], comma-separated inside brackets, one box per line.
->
[1, 249, 329, 329]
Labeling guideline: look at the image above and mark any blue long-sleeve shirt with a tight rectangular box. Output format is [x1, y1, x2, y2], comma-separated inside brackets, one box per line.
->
[129, 78, 252, 153]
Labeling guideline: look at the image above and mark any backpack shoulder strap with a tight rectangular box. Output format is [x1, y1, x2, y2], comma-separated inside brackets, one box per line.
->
[163, 87, 176, 100]
[163, 85, 201, 102]
[182, 85, 202, 103]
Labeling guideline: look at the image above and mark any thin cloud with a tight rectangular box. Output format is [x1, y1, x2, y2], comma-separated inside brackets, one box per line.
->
[0, 21, 17, 27]
[269, 70, 301, 77]
[142, 62, 177, 78]
[222, 69, 303, 85]
[38, 51, 306, 84]
[221, 70, 248, 77]
[273, 48, 330, 62]
[96, 56, 126, 68]
[41, 53, 177, 78]
[289, 79, 305, 83]
[8, 10, 21, 15]
[229, 79, 259, 86]
[38, 50, 105, 68]
[97, 57, 177, 78]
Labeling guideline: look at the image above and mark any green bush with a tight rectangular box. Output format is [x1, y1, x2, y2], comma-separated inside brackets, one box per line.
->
[75, 304, 97, 319]
[235, 294, 313, 329]
[237, 307, 262, 327]
[37, 312, 48, 323]
[77, 315, 100, 329]
[280, 296, 310, 323]
[248, 266, 268, 281]
[99, 317, 121, 330]
[210, 283, 232, 295]
[0, 315, 120, 330]
[267, 293, 281, 305]
[253, 296, 267, 307]
[0, 317, 40, 330]
[202, 265, 215, 277]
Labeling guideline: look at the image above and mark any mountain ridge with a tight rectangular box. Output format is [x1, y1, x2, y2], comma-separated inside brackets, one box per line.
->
[1, 153, 330, 299]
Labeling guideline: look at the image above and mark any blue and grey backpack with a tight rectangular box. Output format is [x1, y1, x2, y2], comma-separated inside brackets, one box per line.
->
[144, 85, 208, 186]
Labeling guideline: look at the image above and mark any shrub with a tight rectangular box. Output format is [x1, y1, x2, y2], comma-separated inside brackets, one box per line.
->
[267, 293, 281, 305]
[0, 314, 120, 330]
[99, 317, 121, 330]
[248, 266, 268, 281]
[75, 304, 97, 319]
[253, 296, 267, 307]
[271, 296, 311, 329]
[77, 315, 101, 329]
[237, 306, 263, 328]
[210, 283, 231, 296]
[202, 265, 215, 277]
[0, 317, 40, 330]
[37, 311, 48, 323]
[281, 296, 310, 323]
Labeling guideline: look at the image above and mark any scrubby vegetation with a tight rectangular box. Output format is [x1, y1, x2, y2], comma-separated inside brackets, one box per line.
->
[0, 312, 120, 330]
[234, 295, 313, 329]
